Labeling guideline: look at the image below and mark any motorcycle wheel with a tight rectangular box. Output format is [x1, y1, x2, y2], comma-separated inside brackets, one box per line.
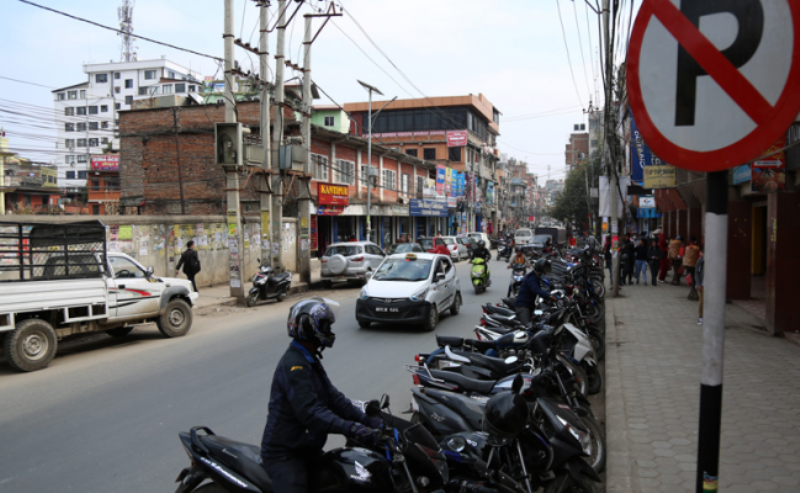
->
[277, 291, 288, 302]
[246, 292, 259, 307]
[584, 363, 602, 395]
[588, 329, 605, 361]
[543, 472, 600, 493]
[591, 279, 605, 299]
[579, 414, 606, 473]
[562, 358, 588, 397]
[587, 304, 604, 325]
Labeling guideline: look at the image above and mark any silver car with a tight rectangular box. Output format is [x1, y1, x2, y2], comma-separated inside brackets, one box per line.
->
[441, 236, 469, 261]
[321, 241, 386, 287]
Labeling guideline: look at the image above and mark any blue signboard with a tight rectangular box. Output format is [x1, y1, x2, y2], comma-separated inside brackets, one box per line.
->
[630, 112, 652, 184]
[409, 199, 449, 217]
[731, 164, 751, 185]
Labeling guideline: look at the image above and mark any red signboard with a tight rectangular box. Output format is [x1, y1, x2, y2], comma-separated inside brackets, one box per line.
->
[446, 131, 468, 147]
[317, 182, 349, 206]
[752, 136, 786, 193]
[90, 155, 119, 171]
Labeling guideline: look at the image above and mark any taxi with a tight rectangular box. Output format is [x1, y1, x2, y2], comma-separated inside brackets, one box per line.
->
[355, 252, 461, 332]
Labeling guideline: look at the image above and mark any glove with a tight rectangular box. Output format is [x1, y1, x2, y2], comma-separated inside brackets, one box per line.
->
[366, 416, 383, 430]
[348, 423, 380, 447]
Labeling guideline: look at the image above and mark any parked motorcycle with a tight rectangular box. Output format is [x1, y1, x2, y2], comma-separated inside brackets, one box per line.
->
[470, 257, 491, 294]
[246, 260, 292, 307]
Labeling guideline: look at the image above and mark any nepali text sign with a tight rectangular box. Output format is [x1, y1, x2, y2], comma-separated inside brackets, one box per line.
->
[752, 136, 786, 193]
[90, 155, 119, 171]
[446, 131, 468, 147]
[317, 205, 345, 216]
[409, 199, 449, 217]
[643, 165, 676, 189]
[317, 182, 349, 206]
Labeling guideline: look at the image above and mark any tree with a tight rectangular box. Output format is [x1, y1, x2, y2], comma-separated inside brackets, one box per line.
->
[551, 151, 603, 229]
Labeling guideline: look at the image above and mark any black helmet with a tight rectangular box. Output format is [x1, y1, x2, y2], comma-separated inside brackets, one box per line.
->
[478, 240, 485, 248]
[482, 391, 528, 446]
[287, 297, 339, 348]
[534, 258, 551, 275]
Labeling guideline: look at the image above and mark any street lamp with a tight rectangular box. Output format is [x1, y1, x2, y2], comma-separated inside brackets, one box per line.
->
[357, 79, 395, 244]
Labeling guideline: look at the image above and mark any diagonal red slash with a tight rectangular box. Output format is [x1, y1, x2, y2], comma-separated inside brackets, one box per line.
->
[649, 0, 774, 126]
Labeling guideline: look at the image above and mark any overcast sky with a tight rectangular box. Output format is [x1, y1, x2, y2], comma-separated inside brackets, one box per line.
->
[1, 0, 640, 182]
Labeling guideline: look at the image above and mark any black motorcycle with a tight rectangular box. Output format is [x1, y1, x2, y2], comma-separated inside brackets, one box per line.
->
[246, 259, 292, 307]
[508, 262, 527, 298]
[174, 395, 449, 493]
[497, 241, 513, 261]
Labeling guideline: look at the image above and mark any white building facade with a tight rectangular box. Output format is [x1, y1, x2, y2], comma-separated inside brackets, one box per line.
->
[52, 59, 202, 191]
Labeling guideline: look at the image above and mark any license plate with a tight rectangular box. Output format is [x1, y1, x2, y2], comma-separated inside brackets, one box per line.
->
[333, 276, 347, 281]
[376, 307, 399, 313]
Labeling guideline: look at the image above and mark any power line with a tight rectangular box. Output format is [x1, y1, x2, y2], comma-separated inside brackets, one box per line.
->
[571, 0, 594, 101]
[555, 0, 585, 107]
[17, 0, 222, 61]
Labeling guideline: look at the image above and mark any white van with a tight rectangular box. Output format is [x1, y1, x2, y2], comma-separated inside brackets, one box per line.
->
[514, 228, 533, 245]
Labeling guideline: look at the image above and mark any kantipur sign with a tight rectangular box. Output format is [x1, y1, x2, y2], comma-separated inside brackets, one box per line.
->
[318, 182, 349, 206]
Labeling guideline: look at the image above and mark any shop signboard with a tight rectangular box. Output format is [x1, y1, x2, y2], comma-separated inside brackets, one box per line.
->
[447, 197, 457, 208]
[752, 136, 786, 193]
[446, 130, 468, 147]
[630, 112, 653, 184]
[642, 165, 676, 189]
[90, 155, 119, 171]
[639, 195, 656, 208]
[317, 205, 345, 216]
[487, 182, 494, 205]
[444, 167, 452, 195]
[409, 199, 449, 217]
[317, 182, 349, 206]
[731, 164, 751, 185]
[436, 165, 446, 195]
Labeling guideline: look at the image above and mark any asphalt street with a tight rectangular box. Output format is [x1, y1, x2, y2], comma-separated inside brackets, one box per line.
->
[0, 254, 511, 493]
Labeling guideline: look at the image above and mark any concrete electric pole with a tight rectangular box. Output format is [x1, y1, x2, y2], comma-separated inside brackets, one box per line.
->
[298, 14, 313, 284]
[271, 0, 287, 272]
[259, 1, 272, 267]
[602, 0, 620, 297]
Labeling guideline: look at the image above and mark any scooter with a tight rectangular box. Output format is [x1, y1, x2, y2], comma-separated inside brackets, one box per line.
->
[246, 259, 292, 307]
[508, 262, 527, 297]
[470, 257, 491, 294]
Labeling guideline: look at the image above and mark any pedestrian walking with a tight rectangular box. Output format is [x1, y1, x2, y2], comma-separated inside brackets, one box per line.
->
[668, 235, 684, 285]
[646, 238, 662, 286]
[176, 240, 200, 292]
[603, 236, 613, 281]
[683, 236, 701, 299]
[696, 252, 705, 325]
[620, 234, 635, 285]
[657, 232, 670, 282]
[634, 238, 649, 285]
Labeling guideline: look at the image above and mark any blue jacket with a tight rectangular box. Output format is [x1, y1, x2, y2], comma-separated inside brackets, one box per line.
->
[261, 341, 372, 459]
[515, 271, 551, 309]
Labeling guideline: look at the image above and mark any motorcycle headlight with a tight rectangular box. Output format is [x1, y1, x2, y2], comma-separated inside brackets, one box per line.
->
[514, 275, 524, 282]
[557, 415, 591, 455]
[409, 288, 428, 302]
[360, 289, 368, 300]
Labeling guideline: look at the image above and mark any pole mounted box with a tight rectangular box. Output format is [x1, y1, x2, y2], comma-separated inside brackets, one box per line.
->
[215, 122, 243, 167]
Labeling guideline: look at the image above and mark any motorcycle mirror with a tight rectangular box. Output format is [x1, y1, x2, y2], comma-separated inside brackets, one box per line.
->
[365, 399, 381, 417]
[511, 374, 524, 395]
[380, 393, 390, 410]
[504, 356, 519, 365]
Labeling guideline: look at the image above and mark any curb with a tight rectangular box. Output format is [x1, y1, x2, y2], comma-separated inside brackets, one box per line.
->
[604, 296, 637, 493]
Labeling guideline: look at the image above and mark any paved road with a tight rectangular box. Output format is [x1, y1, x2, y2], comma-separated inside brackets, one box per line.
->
[0, 255, 511, 493]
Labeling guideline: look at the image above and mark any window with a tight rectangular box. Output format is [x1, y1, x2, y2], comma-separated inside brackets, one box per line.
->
[68, 90, 77, 100]
[96, 74, 108, 83]
[125, 79, 133, 89]
[423, 148, 436, 160]
[65, 123, 75, 132]
[101, 105, 108, 112]
[92, 205, 101, 215]
[65, 139, 75, 148]
[188, 85, 196, 92]
[66, 171, 76, 179]
[88, 122, 98, 131]
[334, 159, 355, 185]
[115, 72, 121, 80]
[162, 85, 173, 94]
[324, 116, 335, 127]
[448, 147, 461, 162]
[401, 173, 410, 196]
[416, 176, 424, 197]
[89, 138, 99, 147]
[101, 121, 109, 129]
[311, 153, 329, 180]
[78, 171, 87, 179]
[144, 70, 158, 80]
[57, 93, 66, 101]
[91, 180, 100, 189]
[405, 148, 418, 157]
[125, 95, 133, 105]
[382, 169, 396, 191]
[77, 139, 87, 147]
[101, 137, 109, 145]
[77, 155, 88, 163]
[65, 155, 75, 164]
[591, 139, 598, 147]
[115, 86, 121, 94]
[77, 107, 86, 115]
[88, 106, 98, 115]
[168, 70, 177, 79]
[80, 90, 86, 99]
[175, 83, 186, 93]
[115, 103, 121, 110]
[76, 122, 87, 131]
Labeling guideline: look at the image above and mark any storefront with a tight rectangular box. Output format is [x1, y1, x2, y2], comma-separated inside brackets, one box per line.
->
[409, 199, 448, 238]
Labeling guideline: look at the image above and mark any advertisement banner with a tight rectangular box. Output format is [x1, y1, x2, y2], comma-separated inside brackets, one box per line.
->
[446, 131, 468, 147]
[447, 197, 457, 208]
[436, 165, 445, 194]
[317, 182, 349, 206]
[423, 178, 437, 199]
[752, 136, 786, 193]
[409, 199, 449, 217]
[630, 112, 653, 184]
[731, 164, 751, 185]
[90, 155, 119, 171]
[487, 182, 494, 205]
[599, 176, 630, 217]
[639, 195, 656, 208]
[444, 167, 452, 195]
[317, 205, 345, 215]
[643, 165, 676, 189]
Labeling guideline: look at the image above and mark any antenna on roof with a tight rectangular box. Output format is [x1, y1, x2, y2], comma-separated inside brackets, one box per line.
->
[118, 0, 138, 62]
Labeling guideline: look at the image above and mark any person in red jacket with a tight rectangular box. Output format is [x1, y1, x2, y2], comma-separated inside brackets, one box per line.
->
[657, 232, 670, 282]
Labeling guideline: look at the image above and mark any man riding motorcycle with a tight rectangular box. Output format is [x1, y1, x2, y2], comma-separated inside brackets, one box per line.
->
[260, 298, 383, 493]
[473, 239, 491, 277]
[514, 258, 557, 324]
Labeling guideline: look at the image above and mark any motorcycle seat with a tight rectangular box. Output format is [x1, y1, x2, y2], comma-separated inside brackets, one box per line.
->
[436, 335, 464, 348]
[429, 370, 496, 395]
[200, 435, 273, 492]
[488, 313, 519, 326]
[454, 350, 522, 375]
[271, 272, 292, 281]
[501, 297, 517, 309]
[485, 305, 515, 317]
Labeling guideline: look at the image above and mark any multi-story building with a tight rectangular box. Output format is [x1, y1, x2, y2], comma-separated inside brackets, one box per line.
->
[0, 134, 61, 214]
[565, 124, 589, 171]
[311, 105, 350, 134]
[587, 109, 604, 158]
[52, 59, 202, 196]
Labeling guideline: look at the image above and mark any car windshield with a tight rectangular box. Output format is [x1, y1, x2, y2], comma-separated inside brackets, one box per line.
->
[442, 238, 455, 245]
[418, 239, 433, 249]
[469, 234, 481, 240]
[372, 258, 432, 282]
[387, 244, 416, 254]
[516, 230, 532, 237]
[533, 235, 551, 243]
[324, 245, 360, 257]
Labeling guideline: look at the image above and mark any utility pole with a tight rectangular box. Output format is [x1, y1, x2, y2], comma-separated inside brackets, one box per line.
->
[357, 80, 393, 243]
[224, 0, 245, 302]
[298, 14, 313, 283]
[271, 0, 286, 272]
[602, 0, 619, 297]
[259, 0, 271, 266]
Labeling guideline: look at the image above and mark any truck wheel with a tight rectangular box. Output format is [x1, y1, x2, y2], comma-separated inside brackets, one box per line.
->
[156, 299, 193, 338]
[5, 318, 58, 372]
[423, 305, 438, 332]
[106, 326, 134, 338]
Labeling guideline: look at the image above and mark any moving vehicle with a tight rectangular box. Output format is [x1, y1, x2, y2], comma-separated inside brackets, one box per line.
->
[321, 241, 386, 288]
[468, 232, 491, 249]
[384, 243, 424, 255]
[441, 236, 469, 261]
[497, 239, 514, 261]
[530, 234, 554, 249]
[470, 257, 491, 294]
[246, 259, 292, 307]
[535, 227, 567, 247]
[417, 237, 451, 256]
[508, 261, 527, 297]
[514, 228, 533, 245]
[356, 252, 461, 331]
[0, 221, 198, 372]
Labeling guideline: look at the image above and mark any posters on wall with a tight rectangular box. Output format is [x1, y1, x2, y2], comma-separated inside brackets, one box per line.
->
[118, 225, 133, 240]
[752, 136, 786, 193]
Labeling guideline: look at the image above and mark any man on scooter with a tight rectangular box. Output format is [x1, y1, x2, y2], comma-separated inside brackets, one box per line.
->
[260, 298, 383, 493]
[473, 239, 491, 279]
[514, 258, 557, 324]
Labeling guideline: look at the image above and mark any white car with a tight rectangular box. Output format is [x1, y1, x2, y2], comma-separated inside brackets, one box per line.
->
[441, 236, 469, 261]
[468, 232, 492, 249]
[514, 228, 533, 245]
[355, 253, 461, 331]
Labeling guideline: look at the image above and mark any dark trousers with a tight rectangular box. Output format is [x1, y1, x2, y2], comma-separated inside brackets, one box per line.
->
[186, 273, 198, 292]
[649, 261, 659, 286]
[671, 259, 682, 285]
[263, 455, 312, 493]
[515, 306, 532, 325]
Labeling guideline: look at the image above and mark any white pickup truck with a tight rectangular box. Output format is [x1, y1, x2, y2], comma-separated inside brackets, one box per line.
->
[0, 221, 198, 372]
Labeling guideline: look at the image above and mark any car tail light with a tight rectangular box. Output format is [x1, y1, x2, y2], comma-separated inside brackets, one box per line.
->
[352, 256, 364, 262]
[412, 373, 421, 385]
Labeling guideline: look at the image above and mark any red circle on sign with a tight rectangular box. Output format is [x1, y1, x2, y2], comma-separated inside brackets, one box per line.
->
[627, 0, 800, 172]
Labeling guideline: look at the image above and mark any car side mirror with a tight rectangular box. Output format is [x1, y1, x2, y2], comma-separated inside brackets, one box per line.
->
[146, 265, 154, 276]
[435, 272, 445, 282]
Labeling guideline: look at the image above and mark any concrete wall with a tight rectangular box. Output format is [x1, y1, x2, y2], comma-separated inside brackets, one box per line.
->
[3, 214, 298, 289]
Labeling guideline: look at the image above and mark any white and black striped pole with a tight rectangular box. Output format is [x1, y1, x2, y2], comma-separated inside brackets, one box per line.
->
[696, 170, 728, 493]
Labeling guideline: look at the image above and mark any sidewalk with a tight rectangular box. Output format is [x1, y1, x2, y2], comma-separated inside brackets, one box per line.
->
[605, 279, 800, 492]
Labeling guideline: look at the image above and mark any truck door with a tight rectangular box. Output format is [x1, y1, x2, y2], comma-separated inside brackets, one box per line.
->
[107, 255, 162, 320]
